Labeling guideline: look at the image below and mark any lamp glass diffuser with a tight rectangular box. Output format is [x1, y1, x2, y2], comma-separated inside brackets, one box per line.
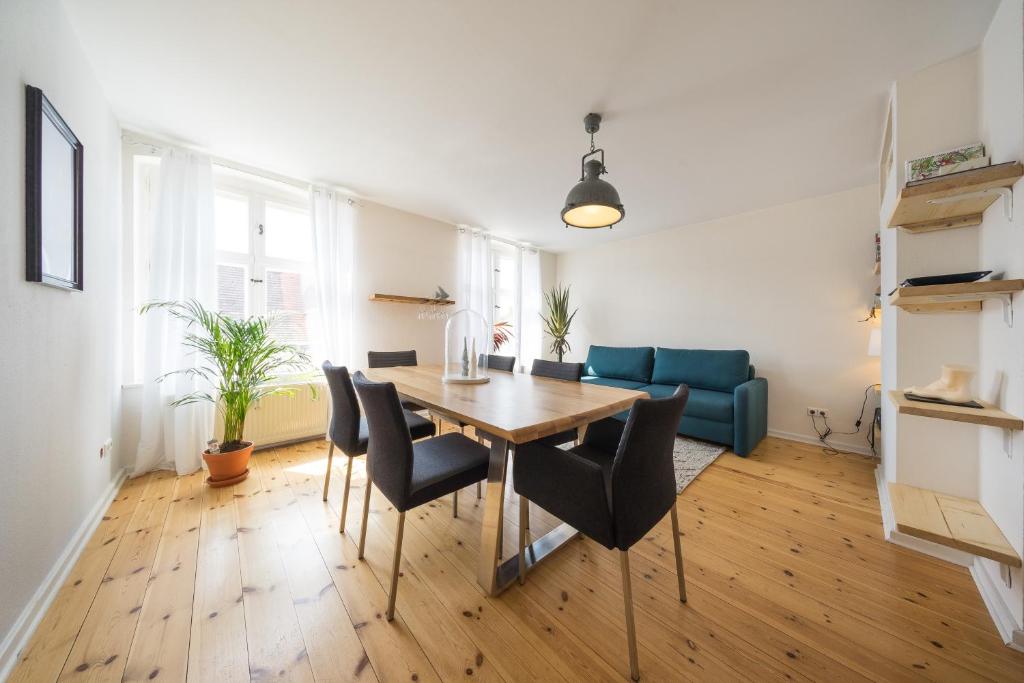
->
[561, 115, 625, 229]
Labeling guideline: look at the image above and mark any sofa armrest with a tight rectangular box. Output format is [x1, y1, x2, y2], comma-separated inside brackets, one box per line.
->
[733, 377, 768, 456]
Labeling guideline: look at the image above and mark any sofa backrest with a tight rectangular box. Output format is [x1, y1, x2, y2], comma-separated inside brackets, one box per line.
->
[652, 348, 751, 393]
[583, 345, 655, 383]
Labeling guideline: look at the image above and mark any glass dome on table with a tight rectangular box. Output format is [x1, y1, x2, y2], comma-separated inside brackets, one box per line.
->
[443, 309, 490, 384]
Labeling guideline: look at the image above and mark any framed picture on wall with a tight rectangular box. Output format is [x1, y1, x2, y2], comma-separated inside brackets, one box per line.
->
[25, 84, 83, 291]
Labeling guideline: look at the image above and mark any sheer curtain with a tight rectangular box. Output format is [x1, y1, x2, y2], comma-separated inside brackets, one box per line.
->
[456, 227, 493, 353]
[310, 187, 354, 368]
[519, 246, 543, 371]
[134, 150, 216, 476]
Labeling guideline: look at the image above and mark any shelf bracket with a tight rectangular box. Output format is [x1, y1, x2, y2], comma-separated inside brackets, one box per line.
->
[927, 186, 1013, 222]
[999, 294, 1014, 327]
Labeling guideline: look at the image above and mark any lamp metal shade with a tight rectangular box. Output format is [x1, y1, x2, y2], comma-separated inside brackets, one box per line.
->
[562, 159, 625, 229]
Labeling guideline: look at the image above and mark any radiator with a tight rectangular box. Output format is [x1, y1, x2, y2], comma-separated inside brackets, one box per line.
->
[215, 382, 329, 449]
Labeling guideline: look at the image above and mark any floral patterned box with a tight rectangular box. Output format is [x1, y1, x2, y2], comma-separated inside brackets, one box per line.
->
[906, 143, 987, 183]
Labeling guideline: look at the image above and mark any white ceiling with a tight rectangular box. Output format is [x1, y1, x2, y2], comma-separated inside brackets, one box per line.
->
[64, 0, 997, 251]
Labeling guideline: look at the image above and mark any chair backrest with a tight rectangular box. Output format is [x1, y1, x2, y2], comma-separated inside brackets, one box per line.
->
[351, 371, 414, 510]
[322, 361, 361, 453]
[367, 350, 418, 368]
[610, 384, 690, 550]
[480, 353, 516, 372]
[530, 359, 584, 382]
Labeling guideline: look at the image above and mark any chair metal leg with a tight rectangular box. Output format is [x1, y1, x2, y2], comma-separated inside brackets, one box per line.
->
[357, 477, 372, 558]
[620, 550, 640, 681]
[322, 441, 335, 501]
[518, 496, 529, 585]
[453, 490, 458, 518]
[338, 456, 354, 535]
[386, 511, 406, 621]
[476, 481, 482, 499]
[670, 503, 687, 603]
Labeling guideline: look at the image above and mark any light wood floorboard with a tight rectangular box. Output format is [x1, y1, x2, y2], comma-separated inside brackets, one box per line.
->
[9, 434, 1024, 681]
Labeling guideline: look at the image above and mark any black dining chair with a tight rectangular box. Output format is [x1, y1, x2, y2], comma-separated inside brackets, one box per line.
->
[513, 385, 690, 682]
[352, 371, 490, 621]
[321, 362, 436, 534]
[481, 353, 516, 372]
[432, 353, 516, 502]
[529, 359, 585, 447]
[367, 350, 426, 411]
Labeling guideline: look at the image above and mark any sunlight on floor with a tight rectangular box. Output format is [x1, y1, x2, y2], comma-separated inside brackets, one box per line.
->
[284, 454, 367, 478]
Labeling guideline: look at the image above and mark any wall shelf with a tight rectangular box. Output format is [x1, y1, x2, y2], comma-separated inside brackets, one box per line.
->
[888, 482, 1021, 566]
[369, 293, 455, 305]
[886, 161, 1022, 232]
[873, 260, 880, 275]
[888, 390, 1023, 430]
[889, 279, 1024, 313]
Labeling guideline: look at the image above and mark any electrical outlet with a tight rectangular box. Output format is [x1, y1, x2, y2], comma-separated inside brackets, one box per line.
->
[806, 407, 818, 416]
[818, 408, 830, 419]
[806, 407, 829, 418]
[99, 437, 112, 459]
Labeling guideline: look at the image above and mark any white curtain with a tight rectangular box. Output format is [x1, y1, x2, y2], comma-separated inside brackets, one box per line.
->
[134, 150, 216, 476]
[310, 188, 354, 368]
[455, 228, 492, 369]
[457, 226, 493, 326]
[519, 247, 543, 371]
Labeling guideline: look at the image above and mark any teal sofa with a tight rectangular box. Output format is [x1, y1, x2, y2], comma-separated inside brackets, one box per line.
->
[581, 345, 767, 456]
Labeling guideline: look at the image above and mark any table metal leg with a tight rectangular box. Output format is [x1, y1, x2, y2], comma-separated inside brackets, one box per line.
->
[478, 436, 509, 594]
[477, 433, 580, 595]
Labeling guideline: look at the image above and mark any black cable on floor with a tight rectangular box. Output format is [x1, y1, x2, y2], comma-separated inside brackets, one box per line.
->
[810, 383, 879, 456]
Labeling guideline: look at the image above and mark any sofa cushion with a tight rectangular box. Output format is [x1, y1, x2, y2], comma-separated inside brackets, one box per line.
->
[583, 345, 654, 383]
[581, 375, 648, 391]
[642, 383, 733, 423]
[651, 348, 750, 393]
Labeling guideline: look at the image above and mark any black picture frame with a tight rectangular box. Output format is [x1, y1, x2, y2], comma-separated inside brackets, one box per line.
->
[25, 84, 84, 291]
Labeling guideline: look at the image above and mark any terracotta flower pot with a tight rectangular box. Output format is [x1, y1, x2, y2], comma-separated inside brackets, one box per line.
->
[203, 441, 253, 487]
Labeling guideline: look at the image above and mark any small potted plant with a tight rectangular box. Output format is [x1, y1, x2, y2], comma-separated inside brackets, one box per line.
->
[540, 284, 578, 362]
[141, 299, 313, 486]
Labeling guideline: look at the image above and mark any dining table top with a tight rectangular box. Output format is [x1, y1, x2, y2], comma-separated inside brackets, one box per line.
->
[360, 364, 648, 444]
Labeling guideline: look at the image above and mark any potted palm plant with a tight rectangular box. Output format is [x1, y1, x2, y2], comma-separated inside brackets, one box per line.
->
[141, 299, 313, 486]
[540, 284, 578, 362]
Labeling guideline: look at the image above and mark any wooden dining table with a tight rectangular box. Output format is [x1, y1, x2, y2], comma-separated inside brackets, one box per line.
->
[361, 364, 648, 595]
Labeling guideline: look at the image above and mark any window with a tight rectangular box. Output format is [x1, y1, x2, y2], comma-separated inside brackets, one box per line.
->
[128, 155, 318, 382]
[490, 241, 519, 355]
[212, 169, 316, 357]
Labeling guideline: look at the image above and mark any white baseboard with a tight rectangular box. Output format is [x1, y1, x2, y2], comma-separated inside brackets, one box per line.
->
[0, 467, 128, 681]
[971, 559, 1024, 653]
[767, 428, 875, 457]
[873, 466, 973, 567]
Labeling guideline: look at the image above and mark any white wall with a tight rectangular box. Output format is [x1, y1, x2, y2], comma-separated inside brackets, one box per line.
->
[0, 0, 123, 671]
[977, 0, 1024, 630]
[556, 185, 880, 452]
[885, 51, 983, 497]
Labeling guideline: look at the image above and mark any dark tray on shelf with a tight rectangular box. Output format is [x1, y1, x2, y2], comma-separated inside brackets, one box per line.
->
[904, 392, 982, 409]
[899, 271, 992, 288]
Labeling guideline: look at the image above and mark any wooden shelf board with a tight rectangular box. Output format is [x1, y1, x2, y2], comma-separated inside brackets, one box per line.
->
[889, 279, 1024, 313]
[886, 161, 1023, 231]
[369, 293, 455, 305]
[888, 390, 1023, 430]
[888, 482, 1021, 566]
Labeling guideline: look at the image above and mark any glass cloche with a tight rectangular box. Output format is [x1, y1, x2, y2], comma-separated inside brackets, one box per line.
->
[443, 309, 490, 384]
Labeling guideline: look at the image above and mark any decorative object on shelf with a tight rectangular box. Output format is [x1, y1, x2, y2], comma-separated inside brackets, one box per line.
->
[561, 113, 625, 229]
[25, 85, 84, 291]
[541, 283, 578, 362]
[873, 232, 880, 274]
[899, 270, 991, 288]
[434, 286, 450, 299]
[140, 299, 314, 486]
[906, 143, 987, 183]
[443, 309, 490, 384]
[906, 364, 976, 405]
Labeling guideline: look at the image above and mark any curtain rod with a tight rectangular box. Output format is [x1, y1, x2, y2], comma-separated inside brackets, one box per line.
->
[456, 225, 537, 251]
[121, 130, 359, 199]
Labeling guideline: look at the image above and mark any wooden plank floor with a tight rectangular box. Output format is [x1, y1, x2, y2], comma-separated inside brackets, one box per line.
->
[10, 434, 1024, 681]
